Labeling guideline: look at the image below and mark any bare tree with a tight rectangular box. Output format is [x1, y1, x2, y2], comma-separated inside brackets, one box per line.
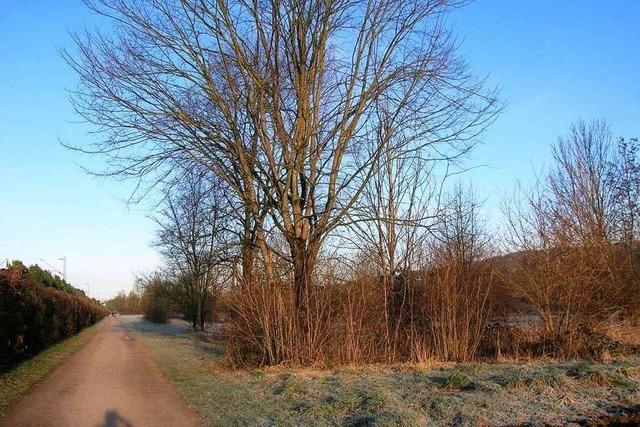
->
[547, 120, 618, 244]
[503, 120, 640, 351]
[609, 136, 640, 244]
[65, 0, 499, 314]
[346, 114, 441, 361]
[152, 169, 230, 329]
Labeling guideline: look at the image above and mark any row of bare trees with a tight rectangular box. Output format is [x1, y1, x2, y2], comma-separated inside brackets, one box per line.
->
[66, 0, 638, 364]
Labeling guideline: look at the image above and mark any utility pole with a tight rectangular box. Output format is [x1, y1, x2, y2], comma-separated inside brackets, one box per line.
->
[58, 256, 67, 282]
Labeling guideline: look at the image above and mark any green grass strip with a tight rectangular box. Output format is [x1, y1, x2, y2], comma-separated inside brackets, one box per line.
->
[0, 321, 103, 416]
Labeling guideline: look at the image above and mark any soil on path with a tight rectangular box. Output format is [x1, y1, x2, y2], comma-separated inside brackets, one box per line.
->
[1, 316, 198, 427]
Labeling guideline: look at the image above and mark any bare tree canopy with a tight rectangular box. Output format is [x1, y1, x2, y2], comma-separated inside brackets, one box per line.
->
[65, 0, 499, 313]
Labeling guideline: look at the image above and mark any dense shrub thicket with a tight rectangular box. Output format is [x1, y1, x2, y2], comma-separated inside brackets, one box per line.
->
[223, 124, 640, 366]
[104, 290, 141, 314]
[0, 263, 108, 370]
[141, 296, 169, 324]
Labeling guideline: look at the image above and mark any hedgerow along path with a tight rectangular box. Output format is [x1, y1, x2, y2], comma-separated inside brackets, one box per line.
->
[0, 316, 198, 427]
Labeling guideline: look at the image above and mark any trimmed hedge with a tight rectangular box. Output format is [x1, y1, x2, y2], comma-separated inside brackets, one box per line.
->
[0, 267, 108, 370]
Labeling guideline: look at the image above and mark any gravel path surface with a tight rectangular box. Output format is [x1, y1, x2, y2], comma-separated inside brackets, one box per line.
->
[1, 316, 198, 427]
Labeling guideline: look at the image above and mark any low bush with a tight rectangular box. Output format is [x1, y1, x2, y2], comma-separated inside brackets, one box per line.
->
[500, 369, 528, 389]
[527, 367, 565, 388]
[443, 367, 474, 390]
[0, 266, 107, 370]
[566, 360, 624, 386]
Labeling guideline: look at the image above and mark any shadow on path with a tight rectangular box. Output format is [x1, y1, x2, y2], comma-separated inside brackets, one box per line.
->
[98, 410, 134, 427]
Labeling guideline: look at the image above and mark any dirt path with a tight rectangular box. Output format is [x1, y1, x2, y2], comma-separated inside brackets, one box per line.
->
[1, 316, 198, 427]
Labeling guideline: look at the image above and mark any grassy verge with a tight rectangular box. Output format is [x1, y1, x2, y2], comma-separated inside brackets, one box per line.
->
[0, 320, 103, 416]
[121, 315, 640, 426]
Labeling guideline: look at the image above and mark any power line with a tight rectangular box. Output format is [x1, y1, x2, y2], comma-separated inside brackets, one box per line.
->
[0, 241, 40, 267]
[0, 242, 14, 263]
[39, 258, 64, 277]
[58, 256, 67, 282]
[0, 242, 68, 281]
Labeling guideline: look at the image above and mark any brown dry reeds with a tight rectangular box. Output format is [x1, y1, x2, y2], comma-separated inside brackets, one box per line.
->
[225, 279, 334, 366]
[225, 257, 496, 367]
[223, 243, 640, 367]
[416, 262, 493, 362]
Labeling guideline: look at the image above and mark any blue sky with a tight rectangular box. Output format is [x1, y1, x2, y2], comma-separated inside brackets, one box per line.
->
[454, 0, 640, 210]
[1, 0, 639, 299]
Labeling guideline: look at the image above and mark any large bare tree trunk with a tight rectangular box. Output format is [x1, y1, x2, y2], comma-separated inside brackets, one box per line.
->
[290, 238, 321, 312]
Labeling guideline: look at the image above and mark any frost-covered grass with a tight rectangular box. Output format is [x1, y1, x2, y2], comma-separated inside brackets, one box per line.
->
[122, 315, 640, 426]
